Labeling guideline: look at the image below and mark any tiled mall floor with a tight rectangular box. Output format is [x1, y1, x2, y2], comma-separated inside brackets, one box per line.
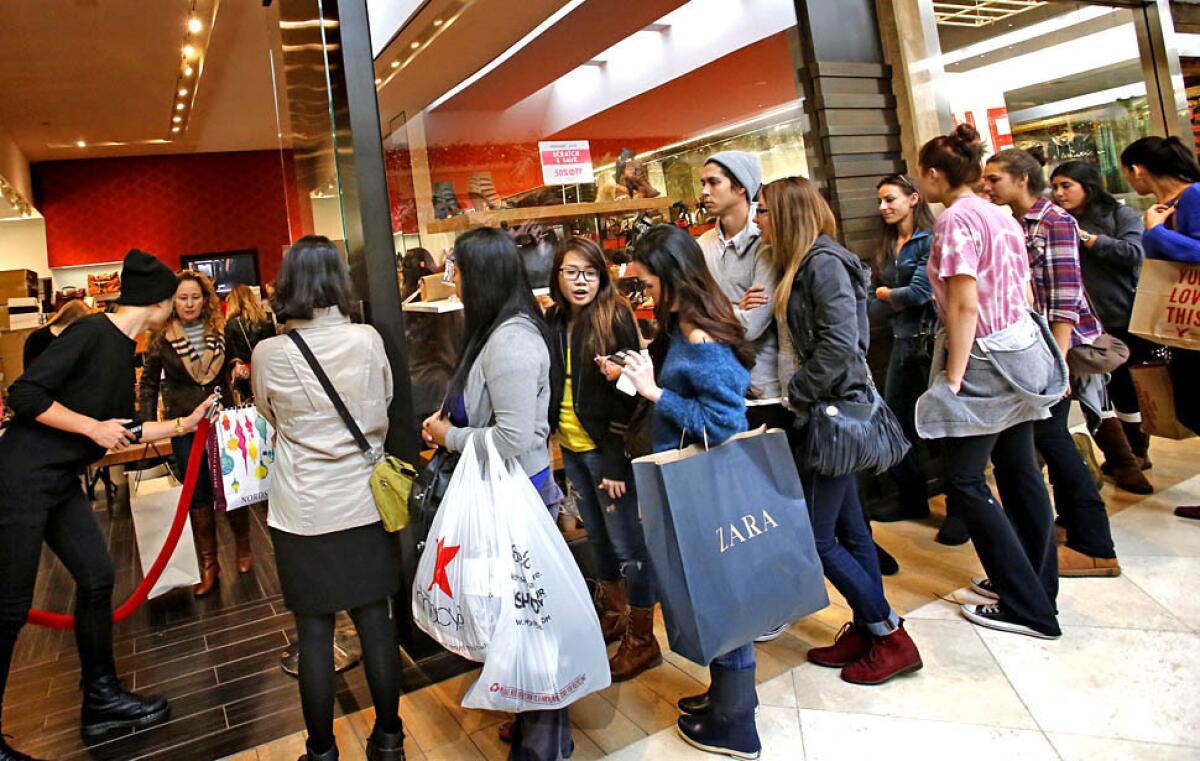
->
[229, 463, 1200, 761]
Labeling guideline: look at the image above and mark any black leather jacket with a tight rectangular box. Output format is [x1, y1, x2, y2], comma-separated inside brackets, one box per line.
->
[546, 304, 641, 481]
[786, 235, 874, 424]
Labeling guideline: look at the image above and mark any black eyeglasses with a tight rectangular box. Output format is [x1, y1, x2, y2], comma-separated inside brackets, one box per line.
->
[560, 267, 599, 283]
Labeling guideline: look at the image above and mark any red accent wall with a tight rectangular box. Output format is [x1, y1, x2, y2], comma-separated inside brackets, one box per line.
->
[34, 150, 302, 283]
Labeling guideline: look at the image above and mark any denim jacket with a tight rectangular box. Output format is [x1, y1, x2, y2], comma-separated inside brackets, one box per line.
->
[875, 228, 933, 339]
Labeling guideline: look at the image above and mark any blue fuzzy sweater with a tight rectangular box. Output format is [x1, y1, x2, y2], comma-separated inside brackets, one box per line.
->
[1145, 183, 1200, 263]
[651, 330, 750, 453]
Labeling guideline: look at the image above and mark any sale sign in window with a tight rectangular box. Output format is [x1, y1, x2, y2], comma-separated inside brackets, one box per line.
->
[539, 140, 594, 186]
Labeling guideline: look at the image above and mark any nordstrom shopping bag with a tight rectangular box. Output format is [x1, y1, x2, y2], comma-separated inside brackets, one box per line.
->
[206, 404, 275, 511]
[129, 475, 201, 599]
[412, 431, 609, 712]
[1129, 259, 1200, 350]
[633, 427, 829, 665]
[1130, 363, 1196, 440]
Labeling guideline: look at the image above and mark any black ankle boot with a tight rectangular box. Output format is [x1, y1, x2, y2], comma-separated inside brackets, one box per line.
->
[676, 666, 761, 759]
[366, 723, 405, 760]
[80, 675, 169, 743]
[875, 542, 900, 576]
[0, 735, 47, 761]
[297, 740, 339, 761]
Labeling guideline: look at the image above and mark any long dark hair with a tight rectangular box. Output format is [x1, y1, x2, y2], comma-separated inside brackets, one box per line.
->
[1120, 136, 1200, 182]
[918, 123, 983, 188]
[1050, 160, 1119, 218]
[876, 173, 935, 270]
[441, 227, 553, 415]
[632, 225, 754, 370]
[272, 235, 356, 321]
[549, 236, 633, 358]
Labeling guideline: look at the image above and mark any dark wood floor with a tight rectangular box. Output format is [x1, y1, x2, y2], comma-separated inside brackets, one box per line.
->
[4, 489, 470, 760]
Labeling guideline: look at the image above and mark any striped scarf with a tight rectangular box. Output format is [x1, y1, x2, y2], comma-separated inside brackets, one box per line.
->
[165, 320, 225, 386]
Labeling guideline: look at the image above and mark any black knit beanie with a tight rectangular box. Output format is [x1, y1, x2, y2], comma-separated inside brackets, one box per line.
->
[116, 249, 178, 306]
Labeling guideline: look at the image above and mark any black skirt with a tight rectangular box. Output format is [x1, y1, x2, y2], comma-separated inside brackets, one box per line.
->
[270, 521, 402, 615]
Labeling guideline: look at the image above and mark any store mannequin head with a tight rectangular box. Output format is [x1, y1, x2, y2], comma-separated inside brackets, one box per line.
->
[983, 147, 1046, 210]
[1120, 136, 1200, 196]
[1050, 161, 1117, 218]
[917, 124, 983, 203]
[173, 271, 223, 334]
[631, 224, 754, 368]
[758, 177, 837, 324]
[551, 237, 629, 357]
[272, 235, 356, 321]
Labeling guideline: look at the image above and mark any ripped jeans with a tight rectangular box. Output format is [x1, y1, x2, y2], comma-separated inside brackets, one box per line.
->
[561, 448, 657, 608]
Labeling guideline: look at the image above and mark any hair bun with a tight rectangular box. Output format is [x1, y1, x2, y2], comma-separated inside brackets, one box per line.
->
[1025, 144, 1047, 167]
[950, 123, 981, 147]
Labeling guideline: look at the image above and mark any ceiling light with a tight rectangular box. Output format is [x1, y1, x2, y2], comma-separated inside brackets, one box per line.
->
[173, 115, 182, 123]
[433, 18, 443, 26]
[75, 140, 86, 148]
[390, 60, 399, 68]
[182, 44, 197, 58]
[187, 17, 203, 33]
[176, 103, 186, 111]
[172, 126, 182, 133]
[374, 77, 382, 85]
[184, 65, 194, 77]
[178, 88, 188, 96]
[410, 41, 420, 49]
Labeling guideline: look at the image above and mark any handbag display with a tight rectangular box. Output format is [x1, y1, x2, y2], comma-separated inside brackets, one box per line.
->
[800, 378, 911, 477]
[1066, 332, 1130, 376]
[287, 332, 417, 532]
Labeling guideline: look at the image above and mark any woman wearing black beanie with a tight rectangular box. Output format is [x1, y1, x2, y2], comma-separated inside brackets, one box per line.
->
[0, 249, 215, 761]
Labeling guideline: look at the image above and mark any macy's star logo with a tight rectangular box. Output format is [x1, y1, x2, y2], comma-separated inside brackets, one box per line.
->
[428, 537, 461, 598]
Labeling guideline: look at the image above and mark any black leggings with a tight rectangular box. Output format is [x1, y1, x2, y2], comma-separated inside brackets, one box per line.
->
[294, 600, 402, 753]
[0, 475, 116, 733]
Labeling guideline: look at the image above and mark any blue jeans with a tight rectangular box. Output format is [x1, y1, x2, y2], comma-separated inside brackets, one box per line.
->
[561, 448, 656, 608]
[712, 642, 755, 672]
[804, 472, 895, 632]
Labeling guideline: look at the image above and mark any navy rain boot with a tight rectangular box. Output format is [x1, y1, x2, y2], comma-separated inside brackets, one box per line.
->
[676, 665, 761, 759]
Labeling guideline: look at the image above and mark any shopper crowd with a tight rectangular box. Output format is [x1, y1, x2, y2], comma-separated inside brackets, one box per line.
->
[1, 126, 1199, 761]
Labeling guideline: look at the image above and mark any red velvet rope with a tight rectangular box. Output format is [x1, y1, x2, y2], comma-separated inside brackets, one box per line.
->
[26, 417, 212, 629]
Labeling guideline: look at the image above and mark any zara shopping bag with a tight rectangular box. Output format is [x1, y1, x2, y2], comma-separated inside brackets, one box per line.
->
[129, 474, 201, 599]
[206, 404, 275, 511]
[633, 427, 828, 665]
[411, 431, 609, 712]
[1129, 259, 1200, 351]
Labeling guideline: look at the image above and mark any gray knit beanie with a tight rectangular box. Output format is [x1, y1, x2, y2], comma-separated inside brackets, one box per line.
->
[706, 151, 763, 201]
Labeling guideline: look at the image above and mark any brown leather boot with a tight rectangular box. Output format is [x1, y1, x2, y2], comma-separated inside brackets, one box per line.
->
[191, 506, 219, 597]
[1092, 418, 1152, 495]
[609, 606, 662, 681]
[594, 580, 628, 644]
[227, 509, 254, 573]
[1121, 420, 1152, 470]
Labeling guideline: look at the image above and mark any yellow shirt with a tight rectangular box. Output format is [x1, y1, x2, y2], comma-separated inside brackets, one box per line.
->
[559, 346, 597, 452]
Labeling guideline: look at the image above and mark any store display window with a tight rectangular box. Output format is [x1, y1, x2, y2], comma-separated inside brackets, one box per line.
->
[933, 2, 1155, 206]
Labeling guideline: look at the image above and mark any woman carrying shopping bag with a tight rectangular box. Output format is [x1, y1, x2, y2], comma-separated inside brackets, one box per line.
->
[546, 237, 661, 681]
[252, 236, 405, 761]
[615, 224, 761, 760]
[1120, 136, 1200, 520]
[223, 283, 277, 404]
[760, 177, 922, 685]
[420, 227, 575, 761]
[914, 124, 1067, 639]
[140, 270, 244, 595]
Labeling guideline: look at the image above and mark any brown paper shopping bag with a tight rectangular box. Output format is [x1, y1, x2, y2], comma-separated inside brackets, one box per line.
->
[1130, 363, 1196, 440]
[1129, 260, 1200, 350]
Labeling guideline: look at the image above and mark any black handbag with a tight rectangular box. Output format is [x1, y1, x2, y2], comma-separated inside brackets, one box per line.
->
[800, 380, 912, 477]
[408, 448, 459, 551]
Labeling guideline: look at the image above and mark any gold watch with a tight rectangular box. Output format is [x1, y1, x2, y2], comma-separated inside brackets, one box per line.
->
[174, 417, 185, 435]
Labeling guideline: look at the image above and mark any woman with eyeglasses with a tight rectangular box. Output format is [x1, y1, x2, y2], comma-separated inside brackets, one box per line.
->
[873, 174, 938, 527]
[545, 237, 660, 682]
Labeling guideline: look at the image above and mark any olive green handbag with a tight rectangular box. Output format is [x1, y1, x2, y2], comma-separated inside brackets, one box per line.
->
[288, 332, 417, 532]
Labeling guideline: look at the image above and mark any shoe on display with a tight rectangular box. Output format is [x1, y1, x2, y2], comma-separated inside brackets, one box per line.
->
[840, 623, 923, 686]
[365, 724, 405, 760]
[806, 622, 872, 668]
[753, 622, 789, 643]
[875, 542, 900, 576]
[675, 667, 761, 760]
[960, 603, 1060, 640]
[935, 514, 970, 546]
[79, 675, 170, 743]
[969, 576, 999, 601]
[0, 735, 47, 761]
[1175, 505, 1200, 520]
[1058, 545, 1121, 578]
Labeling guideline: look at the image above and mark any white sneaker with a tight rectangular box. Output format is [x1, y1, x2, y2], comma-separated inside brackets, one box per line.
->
[969, 576, 999, 601]
[754, 623, 789, 642]
[960, 603, 1060, 640]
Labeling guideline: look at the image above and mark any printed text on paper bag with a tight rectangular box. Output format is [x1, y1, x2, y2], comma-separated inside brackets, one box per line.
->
[1166, 266, 1200, 336]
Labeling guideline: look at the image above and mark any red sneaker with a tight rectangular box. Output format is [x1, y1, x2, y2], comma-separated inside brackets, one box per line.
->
[807, 622, 871, 668]
[840, 624, 922, 686]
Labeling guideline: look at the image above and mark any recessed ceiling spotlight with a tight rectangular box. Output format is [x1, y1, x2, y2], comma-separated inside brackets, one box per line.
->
[187, 17, 202, 33]
[433, 18, 443, 26]
[172, 126, 182, 133]
[390, 60, 399, 68]
[75, 140, 86, 148]
[176, 103, 186, 111]
[184, 65, 194, 77]
[410, 41, 420, 49]
[374, 77, 382, 84]
[173, 115, 183, 123]
[178, 88, 188, 96]
[182, 44, 197, 58]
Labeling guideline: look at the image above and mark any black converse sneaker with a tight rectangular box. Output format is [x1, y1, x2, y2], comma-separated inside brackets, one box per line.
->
[969, 576, 1000, 601]
[960, 603, 1060, 640]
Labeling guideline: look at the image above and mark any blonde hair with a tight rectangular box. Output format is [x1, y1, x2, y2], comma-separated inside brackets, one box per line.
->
[765, 177, 838, 323]
[46, 299, 91, 329]
[225, 283, 268, 325]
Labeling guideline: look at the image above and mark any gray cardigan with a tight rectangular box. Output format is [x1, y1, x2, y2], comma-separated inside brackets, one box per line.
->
[444, 314, 551, 477]
[1077, 203, 1143, 330]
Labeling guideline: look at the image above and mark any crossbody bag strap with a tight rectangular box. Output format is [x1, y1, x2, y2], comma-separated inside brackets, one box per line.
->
[287, 331, 372, 456]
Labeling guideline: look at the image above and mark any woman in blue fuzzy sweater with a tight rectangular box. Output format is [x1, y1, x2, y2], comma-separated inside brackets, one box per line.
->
[615, 225, 759, 760]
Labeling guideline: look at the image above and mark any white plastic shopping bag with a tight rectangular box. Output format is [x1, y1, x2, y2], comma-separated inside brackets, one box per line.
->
[129, 475, 201, 599]
[412, 431, 610, 712]
[207, 404, 275, 511]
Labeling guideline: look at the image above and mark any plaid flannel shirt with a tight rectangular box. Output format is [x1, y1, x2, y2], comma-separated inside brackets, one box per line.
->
[1023, 197, 1103, 347]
